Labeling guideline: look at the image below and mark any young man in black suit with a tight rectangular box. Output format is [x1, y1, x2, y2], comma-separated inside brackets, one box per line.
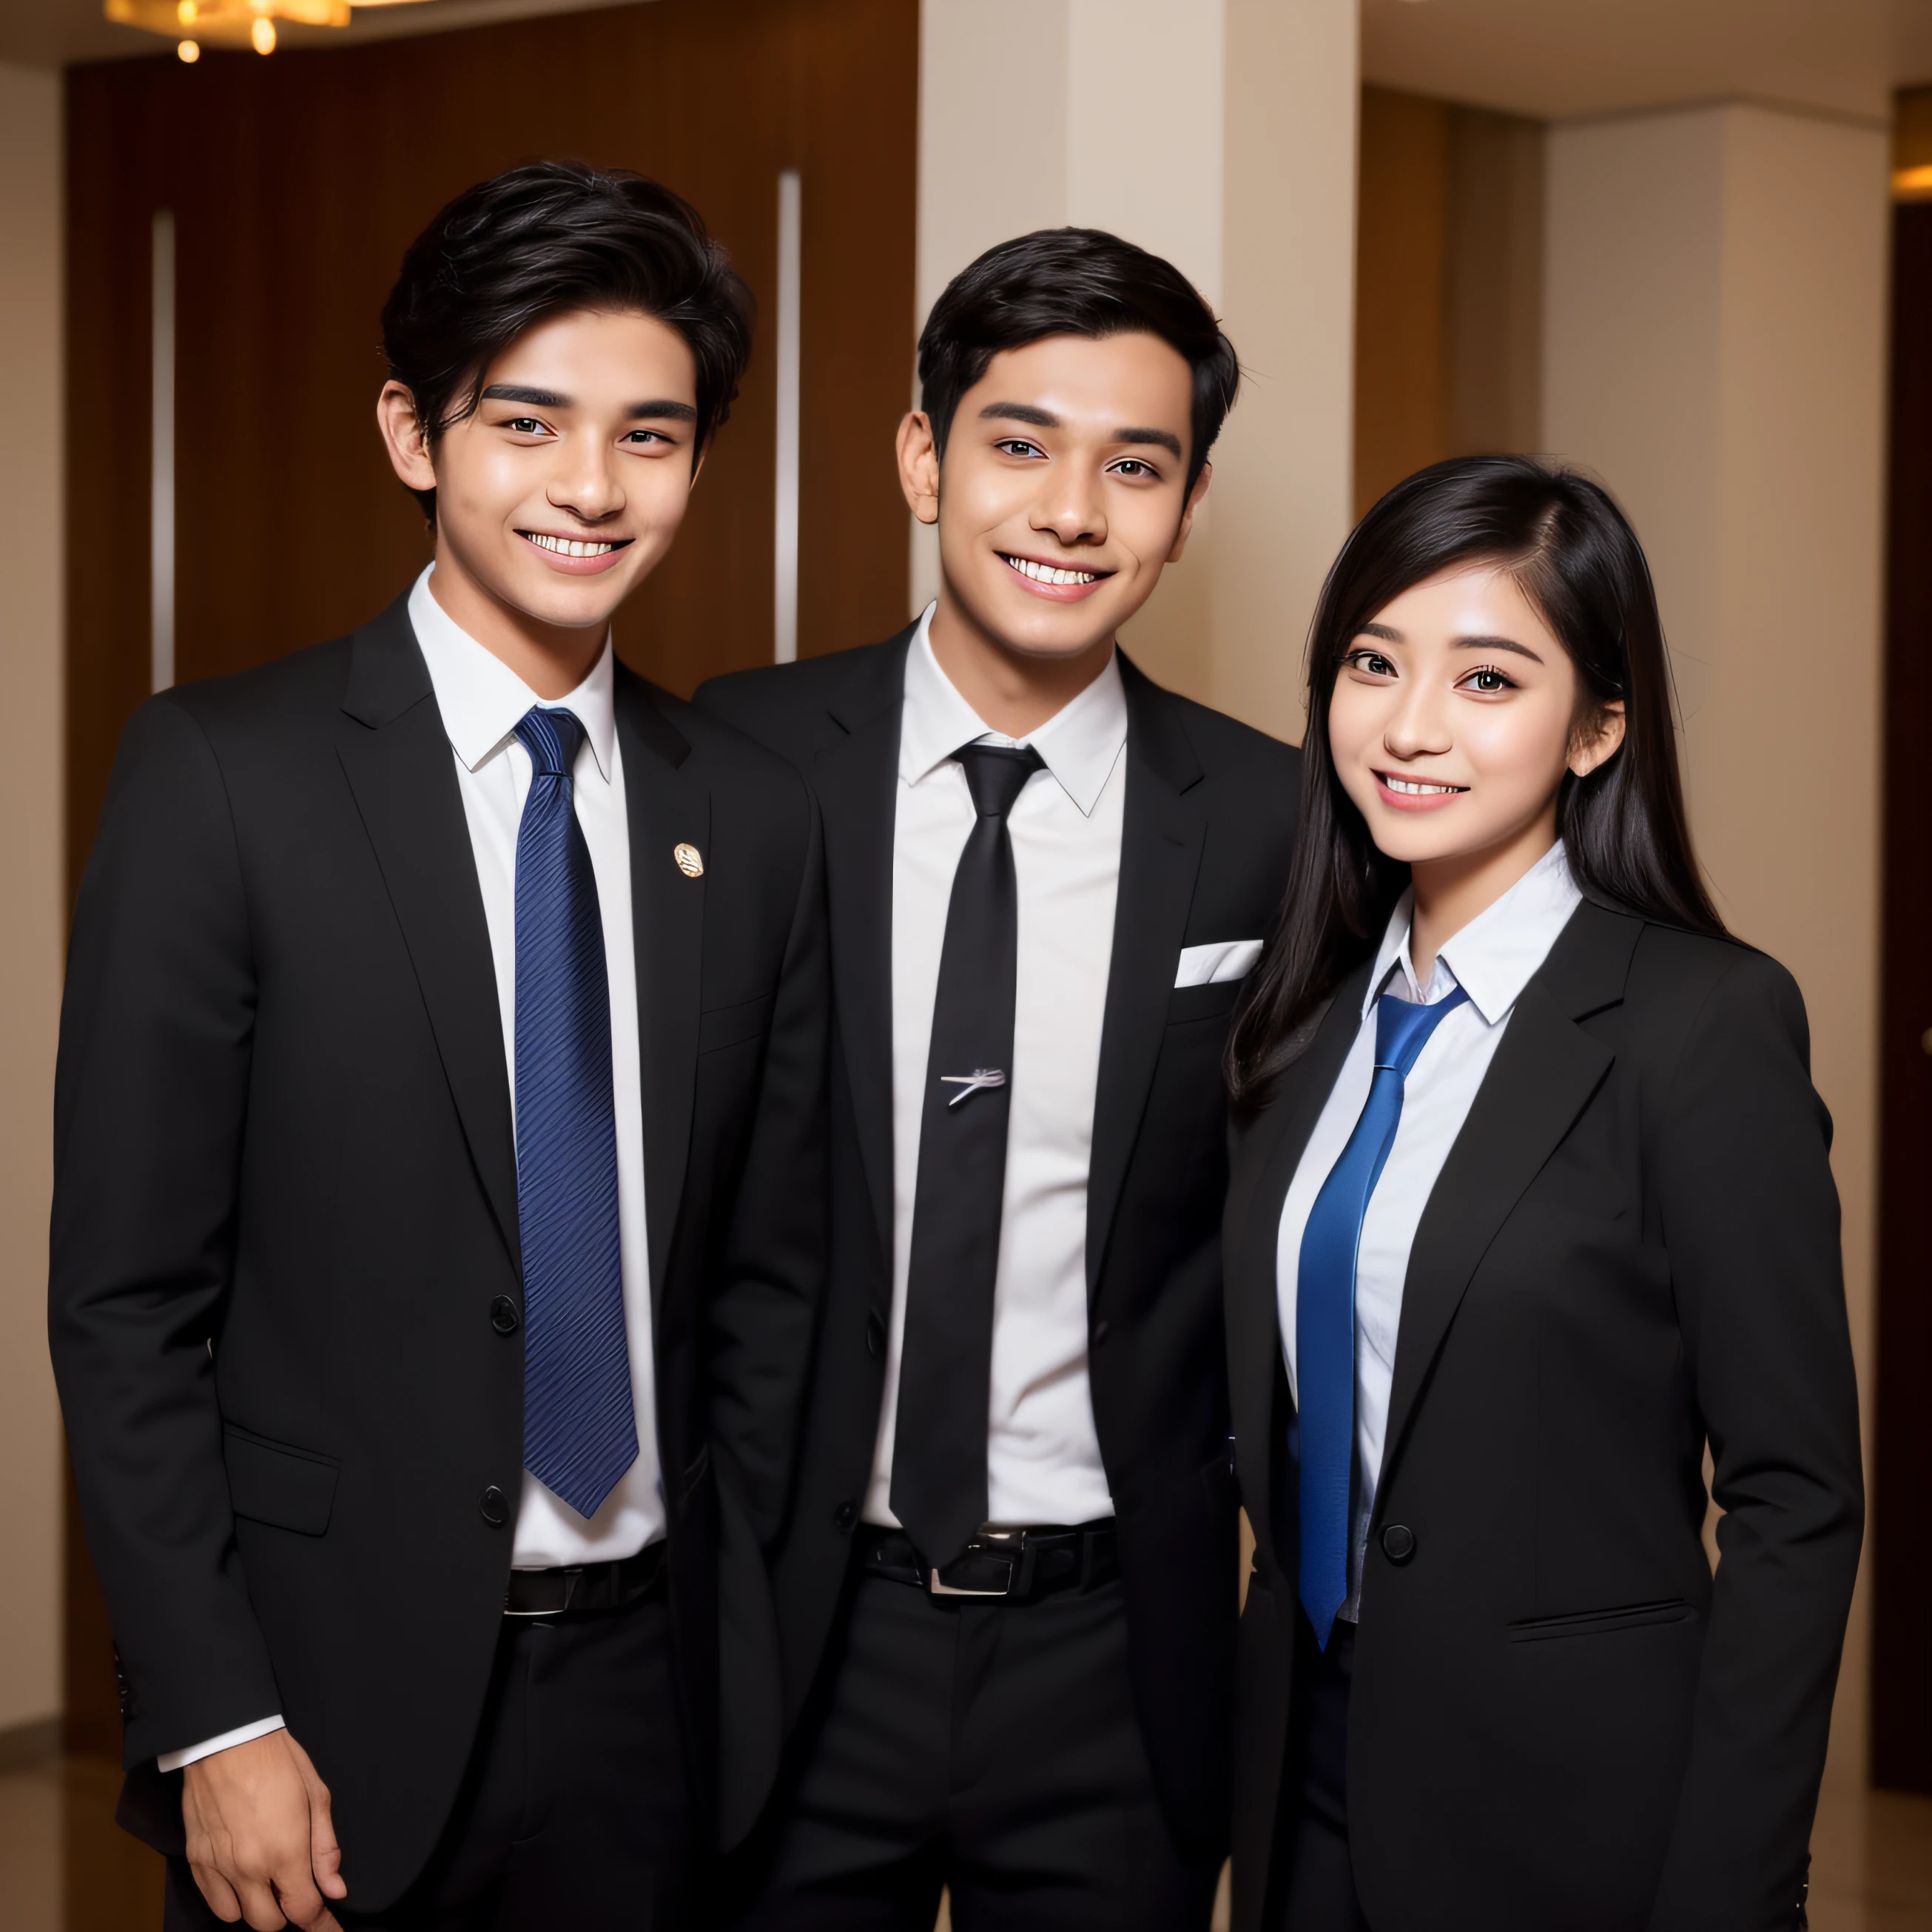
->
[50, 164, 826, 1931]
[698, 228, 1301, 1930]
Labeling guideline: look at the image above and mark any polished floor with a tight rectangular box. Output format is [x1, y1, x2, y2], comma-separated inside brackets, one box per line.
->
[1, 1755, 1925, 1930]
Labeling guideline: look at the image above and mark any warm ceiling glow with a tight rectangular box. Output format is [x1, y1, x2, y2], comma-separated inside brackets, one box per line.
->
[1894, 164, 1932, 202]
[107, 0, 432, 53]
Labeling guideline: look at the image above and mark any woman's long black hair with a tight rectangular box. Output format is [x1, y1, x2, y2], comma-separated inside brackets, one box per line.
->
[1226, 454, 1725, 1108]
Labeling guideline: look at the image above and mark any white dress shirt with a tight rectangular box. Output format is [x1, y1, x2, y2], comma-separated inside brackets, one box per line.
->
[1274, 840, 1582, 1621]
[864, 605, 1126, 1532]
[160, 568, 662, 1770]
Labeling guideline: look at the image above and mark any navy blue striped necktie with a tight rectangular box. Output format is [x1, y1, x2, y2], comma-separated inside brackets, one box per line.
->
[1295, 983, 1468, 1646]
[513, 706, 636, 1521]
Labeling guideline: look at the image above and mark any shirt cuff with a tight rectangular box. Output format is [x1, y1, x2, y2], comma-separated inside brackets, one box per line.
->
[157, 1714, 287, 1773]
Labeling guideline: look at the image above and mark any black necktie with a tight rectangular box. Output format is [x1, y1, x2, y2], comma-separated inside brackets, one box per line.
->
[890, 741, 1044, 1565]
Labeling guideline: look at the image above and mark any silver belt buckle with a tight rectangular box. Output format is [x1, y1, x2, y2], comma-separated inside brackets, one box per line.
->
[927, 1527, 1025, 1598]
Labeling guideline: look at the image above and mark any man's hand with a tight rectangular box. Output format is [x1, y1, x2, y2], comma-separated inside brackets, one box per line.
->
[181, 1729, 347, 1930]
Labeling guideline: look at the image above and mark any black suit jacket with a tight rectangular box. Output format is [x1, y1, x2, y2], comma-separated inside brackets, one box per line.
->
[1223, 901, 1863, 1932]
[49, 595, 827, 1911]
[696, 626, 1300, 1856]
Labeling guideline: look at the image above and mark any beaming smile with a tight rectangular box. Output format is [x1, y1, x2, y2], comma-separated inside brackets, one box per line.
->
[519, 529, 635, 575]
[998, 551, 1113, 602]
[1376, 770, 1470, 811]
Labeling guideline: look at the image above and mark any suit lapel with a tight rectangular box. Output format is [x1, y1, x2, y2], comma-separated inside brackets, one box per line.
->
[1086, 660, 1209, 1299]
[1224, 968, 1370, 1569]
[336, 598, 519, 1269]
[814, 636, 910, 1272]
[616, 671, 707, 1313]
[1379, 901, 1640, 1488]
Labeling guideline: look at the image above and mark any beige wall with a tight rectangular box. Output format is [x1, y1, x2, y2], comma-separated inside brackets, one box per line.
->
[1544, 99, 1890, 1791]
[0, 59, 65, 1739]
[914, 0, 1357, 740]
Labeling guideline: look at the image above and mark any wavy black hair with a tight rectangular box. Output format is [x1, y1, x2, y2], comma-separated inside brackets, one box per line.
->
[381, 161, 754, 520]
[917, 227, 1239, 495]
[1227, 454, 1725, 1108]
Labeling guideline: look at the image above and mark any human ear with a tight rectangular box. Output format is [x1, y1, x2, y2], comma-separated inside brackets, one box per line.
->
[377, 381, 437, 494]
[1167, 460, 1211, 564]
[1569, 699, 1627, 778]
[896, 410, 940, 526]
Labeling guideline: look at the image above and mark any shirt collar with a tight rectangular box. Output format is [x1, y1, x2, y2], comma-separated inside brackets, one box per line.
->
[1364, 841, 1584, 1024]
[408, 565, 617, 782]
[897, 602, 1128, 818]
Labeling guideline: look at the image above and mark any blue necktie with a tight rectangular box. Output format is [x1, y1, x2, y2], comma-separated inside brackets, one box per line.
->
[1296, 982, 1469, 1647]
[513, 706, 636, 1521]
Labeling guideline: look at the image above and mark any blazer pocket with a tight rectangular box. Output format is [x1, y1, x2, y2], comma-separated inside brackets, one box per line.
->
[1166, 978, 1245, 1026]
[1507, 1598, 1694, 1643]
[223, 1425, 339, 1537]
[698, 992, 775, 1056]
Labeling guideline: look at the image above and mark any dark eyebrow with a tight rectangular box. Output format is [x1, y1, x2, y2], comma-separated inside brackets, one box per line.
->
[482, 384, 569, 408]
[479, 386, 698, 425]
[978, 402, 1183, 462]
[1453, 633, 1544, 664]
[1113, 425, 1184, 460]
[979, 402, 1060, 428]
[628, 399, 699, 423]
[1353, 621, 1545, 666]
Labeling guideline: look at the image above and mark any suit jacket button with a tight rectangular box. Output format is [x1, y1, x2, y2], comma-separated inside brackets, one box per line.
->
[865, 1312, 886, 1359]
[490, 1296, 521, 1336]
[480, 1485, 510, 1527]
[1381, 1523, 1416, 1565]
[832, 1499, 857, 1532]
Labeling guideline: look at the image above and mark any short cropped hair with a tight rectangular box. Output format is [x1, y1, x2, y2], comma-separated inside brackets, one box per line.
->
[917, 228, 1239, 494]
[381, 162, 754, 520]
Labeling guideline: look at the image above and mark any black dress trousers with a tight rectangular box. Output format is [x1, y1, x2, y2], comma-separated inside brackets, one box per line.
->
[163, 1587, 691, 1932]
[1270, 1613, 1370, 1932]
[725, 1569, 1222, 1932]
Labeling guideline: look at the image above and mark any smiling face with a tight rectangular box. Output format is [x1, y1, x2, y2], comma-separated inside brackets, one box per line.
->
[898, 330, 1205, 726]
[377, 306, 701, 693]
[1328, 564, 1624, 894]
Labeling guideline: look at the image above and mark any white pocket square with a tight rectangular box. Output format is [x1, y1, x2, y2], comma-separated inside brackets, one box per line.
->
[1174, 940, 1264, 989]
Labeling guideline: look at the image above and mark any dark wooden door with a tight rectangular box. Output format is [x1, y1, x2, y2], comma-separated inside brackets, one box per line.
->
[1874, 198, 1932, 1794]
[61, 0, 915, 1766]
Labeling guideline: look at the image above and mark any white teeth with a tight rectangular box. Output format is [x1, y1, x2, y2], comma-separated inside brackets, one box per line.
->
[1385, 775, 1464, 795]
[1005, 554, 1097, 587]
[526, 532, 616, 557]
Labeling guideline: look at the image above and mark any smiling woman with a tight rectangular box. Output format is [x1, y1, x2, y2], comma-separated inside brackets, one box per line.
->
[1219, 454, 1863, 1932]
[1230, 453, 1720, 1094]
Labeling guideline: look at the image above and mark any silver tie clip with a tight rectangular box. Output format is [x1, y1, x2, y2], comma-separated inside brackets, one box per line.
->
[940, 1068, 1007, 1107]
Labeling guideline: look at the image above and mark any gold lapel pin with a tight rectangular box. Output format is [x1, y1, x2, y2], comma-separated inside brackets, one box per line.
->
[674, 842, 704, 878]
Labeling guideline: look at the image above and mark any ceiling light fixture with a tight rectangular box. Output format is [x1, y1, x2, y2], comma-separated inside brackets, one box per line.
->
[107, 0, 432, 58]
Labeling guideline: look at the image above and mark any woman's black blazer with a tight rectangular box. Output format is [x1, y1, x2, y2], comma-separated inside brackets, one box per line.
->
[1223, 900, 1863, 1932]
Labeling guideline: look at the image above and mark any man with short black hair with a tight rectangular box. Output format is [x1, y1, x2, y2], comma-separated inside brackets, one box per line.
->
[699, 226, 1302, 1931]
[51, 163, 827, 1931]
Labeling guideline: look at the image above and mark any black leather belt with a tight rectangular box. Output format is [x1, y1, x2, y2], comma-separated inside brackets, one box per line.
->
[504, 1541, 666, 1618]
[859, 1521, 1118, 1602]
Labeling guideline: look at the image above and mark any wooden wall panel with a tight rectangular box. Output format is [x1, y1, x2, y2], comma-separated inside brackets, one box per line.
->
[1352, 84, 1544, 523]
[62, 0, 915, 1758]
[1873, 196, 1932, 1795]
